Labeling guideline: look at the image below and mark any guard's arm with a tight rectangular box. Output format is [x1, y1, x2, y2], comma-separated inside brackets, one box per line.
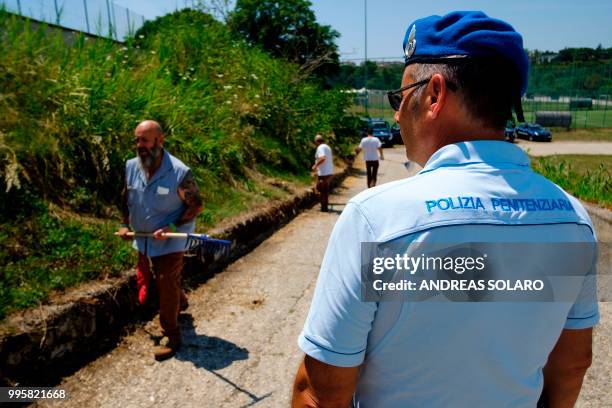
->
[292, 355, 359, 408]
[541, 328, 593, 407]
[175, 170, 203, 226]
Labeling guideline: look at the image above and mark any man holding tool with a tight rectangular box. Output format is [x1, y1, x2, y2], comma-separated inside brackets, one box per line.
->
[117, 120, 203, 361]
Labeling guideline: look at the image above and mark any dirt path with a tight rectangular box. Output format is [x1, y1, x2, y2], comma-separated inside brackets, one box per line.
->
[517, 140, 612, 156]
[40, 147, 609, 407]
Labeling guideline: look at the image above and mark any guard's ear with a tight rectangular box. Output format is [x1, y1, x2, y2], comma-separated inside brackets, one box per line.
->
[427, 74, 449, 119]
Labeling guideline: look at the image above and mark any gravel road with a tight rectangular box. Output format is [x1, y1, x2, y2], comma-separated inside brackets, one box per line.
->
[40, 146, 609, 408]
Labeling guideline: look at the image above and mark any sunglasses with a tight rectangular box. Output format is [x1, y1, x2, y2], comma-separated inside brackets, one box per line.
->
[386, 78, 457, 111]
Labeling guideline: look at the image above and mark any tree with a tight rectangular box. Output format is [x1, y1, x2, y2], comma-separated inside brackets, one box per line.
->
[228, 0, 340, 80]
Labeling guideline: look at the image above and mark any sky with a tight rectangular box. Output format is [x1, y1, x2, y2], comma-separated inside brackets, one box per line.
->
[113, 0, 612, 61]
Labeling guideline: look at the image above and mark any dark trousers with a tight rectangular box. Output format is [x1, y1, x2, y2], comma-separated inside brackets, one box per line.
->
[317, 175, 332, 211]
[151, 251, 187, 339]
[366, 160, 380, 188]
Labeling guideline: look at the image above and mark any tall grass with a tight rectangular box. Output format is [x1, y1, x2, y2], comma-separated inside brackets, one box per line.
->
[532, 155, 611, 208]
[0, 9, 359, 319]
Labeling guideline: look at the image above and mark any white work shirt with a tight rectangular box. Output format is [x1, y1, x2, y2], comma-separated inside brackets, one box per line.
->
[359, 136, 382, 161]
[299, 140, 599, 407]
[315, 143, 333, 176]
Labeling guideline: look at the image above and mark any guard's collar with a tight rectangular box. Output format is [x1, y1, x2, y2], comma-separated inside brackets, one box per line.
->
[420, 140, 530, 174]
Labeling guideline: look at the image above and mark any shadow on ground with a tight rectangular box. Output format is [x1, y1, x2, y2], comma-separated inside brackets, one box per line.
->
[170, 314, 273, 407]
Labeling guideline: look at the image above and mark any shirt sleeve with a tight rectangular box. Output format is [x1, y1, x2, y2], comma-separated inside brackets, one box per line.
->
[298, 202, 377, 367]
[564, 237, 599, 329]
[376, 138, 382, 148]
[564, 273, 599, 329]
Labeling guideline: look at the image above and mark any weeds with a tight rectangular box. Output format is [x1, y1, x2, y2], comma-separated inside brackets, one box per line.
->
[532, 155, 611, 208]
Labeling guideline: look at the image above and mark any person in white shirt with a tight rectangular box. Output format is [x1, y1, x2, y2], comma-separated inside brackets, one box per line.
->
[355, 132, 384, 188]
[312, 134, 333, 212]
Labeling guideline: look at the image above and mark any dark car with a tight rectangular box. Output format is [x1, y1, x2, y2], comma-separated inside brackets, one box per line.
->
[504, 122, 516, 143]
[515, 123, 552, 142]
[371, 121, 393, 146]
[391, 124, 403, 144]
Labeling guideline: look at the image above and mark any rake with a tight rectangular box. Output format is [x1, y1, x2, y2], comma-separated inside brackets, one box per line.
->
[117, 231, 232, 258]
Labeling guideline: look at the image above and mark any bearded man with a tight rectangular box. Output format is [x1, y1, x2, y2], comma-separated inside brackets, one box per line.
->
[117, 120, 203, 361]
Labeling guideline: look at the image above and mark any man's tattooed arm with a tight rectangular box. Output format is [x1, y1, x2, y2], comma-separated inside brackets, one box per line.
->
[176, 170, 203, 226]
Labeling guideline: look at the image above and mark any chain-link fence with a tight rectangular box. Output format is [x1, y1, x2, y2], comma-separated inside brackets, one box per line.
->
[352, 91, 611, 129]
[1, 0, 145, 41]
[351, 62, 612, 129]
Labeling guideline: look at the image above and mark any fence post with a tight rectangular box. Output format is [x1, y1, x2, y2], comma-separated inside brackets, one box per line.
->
[126, 8, 132, 37]
[105, 0, 113, 39]
[83, 0, 90, 33]
[16, 0, 22, 15]
[53, 0, 60, 25]
[604, 94, 609, 128]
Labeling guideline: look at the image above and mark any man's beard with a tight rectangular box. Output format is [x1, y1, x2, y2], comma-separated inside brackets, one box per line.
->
[138, 145, 162, 170]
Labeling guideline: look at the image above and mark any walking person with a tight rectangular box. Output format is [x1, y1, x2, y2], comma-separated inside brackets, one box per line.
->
[117, 120, 203, 361]
[312, 134, 333, 212]
[355, 131, 384, 188]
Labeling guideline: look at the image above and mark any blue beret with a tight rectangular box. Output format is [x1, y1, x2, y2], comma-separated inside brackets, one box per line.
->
[403, 11, 529, 95]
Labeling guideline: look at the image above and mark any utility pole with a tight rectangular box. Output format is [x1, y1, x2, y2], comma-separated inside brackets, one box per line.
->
[364, 0, 368, 116]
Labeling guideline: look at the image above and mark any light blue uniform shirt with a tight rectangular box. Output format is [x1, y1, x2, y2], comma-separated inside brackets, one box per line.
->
[298, 141, 599, 407]
[126, 150, 195, 257]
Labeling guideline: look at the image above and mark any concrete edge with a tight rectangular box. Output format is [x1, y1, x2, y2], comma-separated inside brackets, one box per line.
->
[0, 165, 351, 386]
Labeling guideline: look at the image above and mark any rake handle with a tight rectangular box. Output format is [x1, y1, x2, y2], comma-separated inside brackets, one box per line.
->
[114, 232, 190, 238]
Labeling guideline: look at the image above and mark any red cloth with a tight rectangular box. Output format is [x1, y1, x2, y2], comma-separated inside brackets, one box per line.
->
[136, 253, 152, 304]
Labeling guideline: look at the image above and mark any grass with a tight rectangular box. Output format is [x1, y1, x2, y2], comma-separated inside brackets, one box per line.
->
[531, 155, 611, 208]
[546, 128, 612, 141]
[0, 9, 360, 321]
[0, 210, 135, 316]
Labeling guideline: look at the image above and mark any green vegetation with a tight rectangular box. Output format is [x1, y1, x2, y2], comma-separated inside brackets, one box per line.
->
[545, 128, 612, 142]
[228, 0, 340, 81]
[0, 9, 359, 320]
[532, 155, 611, 208]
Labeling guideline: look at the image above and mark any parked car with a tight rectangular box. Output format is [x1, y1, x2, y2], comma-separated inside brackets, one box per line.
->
[515, 123, 552, 142]
[371, 120, 393, 146]
[504, 121, 516, 143]
[391, 124, 403, 144]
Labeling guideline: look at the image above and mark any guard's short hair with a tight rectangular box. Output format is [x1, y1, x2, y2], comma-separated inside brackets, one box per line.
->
[412, 60, 520, 129]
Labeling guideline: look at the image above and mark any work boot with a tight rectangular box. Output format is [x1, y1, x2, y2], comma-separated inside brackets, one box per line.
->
[153, 335, 182, 361]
